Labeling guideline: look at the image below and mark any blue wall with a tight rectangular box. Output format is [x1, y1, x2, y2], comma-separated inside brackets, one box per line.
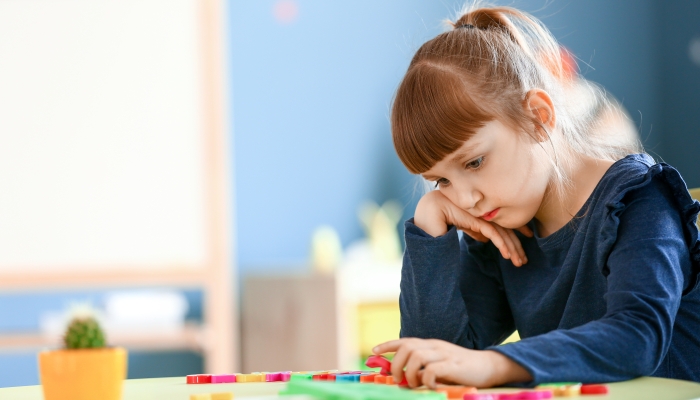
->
[658, 1, 700, 188]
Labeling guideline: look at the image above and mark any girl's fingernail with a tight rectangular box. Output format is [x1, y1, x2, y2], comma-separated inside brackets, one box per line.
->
[372, 346, 378, 353]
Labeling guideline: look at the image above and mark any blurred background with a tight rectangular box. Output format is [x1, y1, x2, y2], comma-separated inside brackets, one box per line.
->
[1, 0, 699, 388]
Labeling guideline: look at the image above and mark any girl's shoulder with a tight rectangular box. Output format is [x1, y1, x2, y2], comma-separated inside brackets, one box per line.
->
[590, 153, 700, 257]
[596, 153, 696, 213]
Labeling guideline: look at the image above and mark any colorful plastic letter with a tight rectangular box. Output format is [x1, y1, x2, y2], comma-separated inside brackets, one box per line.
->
[435, 385, 478, 399]
[365, 355, 392, 375]
[187, 374, 212, 384]
[580, 384, 609, 395]
[211, 374, 236, 383]
[210, 393, 233, 400]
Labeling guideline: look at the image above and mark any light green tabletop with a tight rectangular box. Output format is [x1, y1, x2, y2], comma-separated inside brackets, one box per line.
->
[2, 376, 700, 400]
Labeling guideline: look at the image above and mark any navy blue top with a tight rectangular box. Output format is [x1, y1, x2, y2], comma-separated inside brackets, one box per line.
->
[399, 154, 700, 384]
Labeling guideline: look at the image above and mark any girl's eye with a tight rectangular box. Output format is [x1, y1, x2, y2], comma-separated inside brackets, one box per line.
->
[466, 156, 485, 170]
[434, 178, 450, 188]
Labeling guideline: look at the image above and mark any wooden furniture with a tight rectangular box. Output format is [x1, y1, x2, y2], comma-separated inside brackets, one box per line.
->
[0, 0, 237, 373]
[242, 274, 351, 373]
[2, 376, 700, 400]
[241, 267, 403, 373]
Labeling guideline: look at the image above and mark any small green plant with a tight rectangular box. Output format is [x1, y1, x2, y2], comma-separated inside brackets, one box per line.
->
[63, 317, 106, 349]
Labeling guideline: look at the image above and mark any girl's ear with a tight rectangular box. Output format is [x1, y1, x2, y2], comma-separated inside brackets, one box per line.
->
[523, 89, 556, 142]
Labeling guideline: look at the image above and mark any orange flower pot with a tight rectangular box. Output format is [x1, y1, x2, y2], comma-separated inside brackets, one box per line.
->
[39, 347, 127, 400]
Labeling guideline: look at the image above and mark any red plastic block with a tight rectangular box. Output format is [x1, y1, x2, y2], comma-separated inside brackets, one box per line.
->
[364, 355, 408, 386]
[365, 355, 392, 375]
[580, 384, 609, 395]
[186, 374, 212, 384]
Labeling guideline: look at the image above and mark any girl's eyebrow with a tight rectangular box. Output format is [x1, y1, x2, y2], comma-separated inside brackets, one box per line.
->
[421, 142, 481, 180]
[448, 142, 481, 164]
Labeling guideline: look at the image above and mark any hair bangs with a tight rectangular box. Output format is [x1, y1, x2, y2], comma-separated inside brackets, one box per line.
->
[391, 62, 493, 174]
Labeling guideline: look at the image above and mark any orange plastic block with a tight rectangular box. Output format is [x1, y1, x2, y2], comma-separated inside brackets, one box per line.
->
[360, 373, 379, 383]
[384, 376, 396, 385]
[436, 386, 478, 399]
[374, 375, 387, 384]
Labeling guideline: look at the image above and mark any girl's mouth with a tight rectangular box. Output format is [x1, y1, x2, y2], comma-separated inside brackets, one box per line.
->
[482, 208, 500, 221]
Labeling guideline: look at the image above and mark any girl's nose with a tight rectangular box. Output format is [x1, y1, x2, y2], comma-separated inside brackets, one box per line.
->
[455, 187, 482, 211]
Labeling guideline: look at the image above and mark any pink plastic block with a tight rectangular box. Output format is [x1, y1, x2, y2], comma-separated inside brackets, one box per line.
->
[265, 373, 280, 382]
[463, 394, 499, 400]
[210, 374, 236, 383]
[278, 372, 291, 382]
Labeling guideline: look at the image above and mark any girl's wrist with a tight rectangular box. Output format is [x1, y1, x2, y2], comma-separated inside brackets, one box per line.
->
[414, 192, 449, 237]
[485, 350, 532, 387]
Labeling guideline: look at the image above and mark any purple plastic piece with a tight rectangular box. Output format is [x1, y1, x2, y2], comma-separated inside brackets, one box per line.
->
[210, 374, 236, 383]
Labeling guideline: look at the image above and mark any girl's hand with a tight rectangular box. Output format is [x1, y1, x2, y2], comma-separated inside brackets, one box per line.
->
[372, 338, 532, 389]
[414, 190, 532, 267]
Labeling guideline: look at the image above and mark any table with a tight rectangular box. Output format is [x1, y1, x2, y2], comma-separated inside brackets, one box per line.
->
[2, 376, 700, 400]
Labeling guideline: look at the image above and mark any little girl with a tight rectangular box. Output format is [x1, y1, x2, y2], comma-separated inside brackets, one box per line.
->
[372, 5, 700, 389]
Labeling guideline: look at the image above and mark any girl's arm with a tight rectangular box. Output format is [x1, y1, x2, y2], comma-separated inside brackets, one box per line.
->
[490, 176, 691, 384]
[399, 218, 516, 350]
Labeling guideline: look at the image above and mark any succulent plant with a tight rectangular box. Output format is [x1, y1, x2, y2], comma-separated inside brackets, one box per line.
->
[63, 317, 106, 349]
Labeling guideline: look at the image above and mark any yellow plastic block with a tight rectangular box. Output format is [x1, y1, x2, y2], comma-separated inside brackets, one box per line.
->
[190, 394, 210, 400]
[554, 384, 582, 397]
[235, 373, 264, 383]
[211, 393, 233, 400]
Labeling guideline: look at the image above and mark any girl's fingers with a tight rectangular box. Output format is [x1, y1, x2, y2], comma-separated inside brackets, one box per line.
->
[494, 225, 518, 265]
[403, 349, 442, 388]
[422, 361, 455, 389]
[388, 343, 412, 380]
[461, 229, 488, 243]
[372, 339, 402, 355]
[477, 222, 510, 259]
[507, 228, 527, 266]
[447, 203, 529, 265]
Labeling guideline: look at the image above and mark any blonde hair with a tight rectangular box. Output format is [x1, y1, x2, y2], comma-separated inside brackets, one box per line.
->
[391, 3, 641, 202]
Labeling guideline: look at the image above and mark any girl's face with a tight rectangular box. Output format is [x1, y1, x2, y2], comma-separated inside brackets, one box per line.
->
[421, 119, 553, 229]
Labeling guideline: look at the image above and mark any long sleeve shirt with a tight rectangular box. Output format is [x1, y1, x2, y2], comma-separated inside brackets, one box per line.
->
[399, 154, 700, 384]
